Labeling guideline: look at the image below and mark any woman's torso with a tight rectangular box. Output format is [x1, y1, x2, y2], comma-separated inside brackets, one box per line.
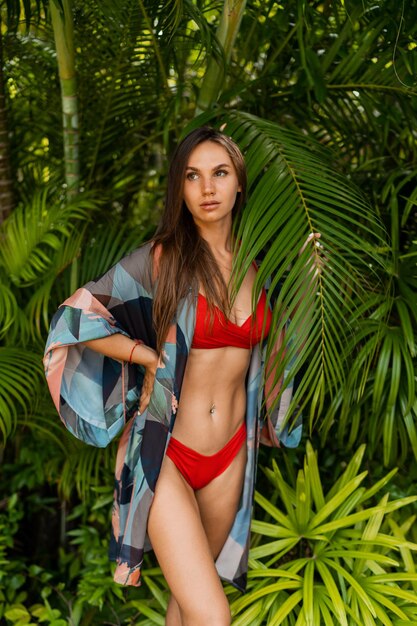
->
[171, 264, 271, 454]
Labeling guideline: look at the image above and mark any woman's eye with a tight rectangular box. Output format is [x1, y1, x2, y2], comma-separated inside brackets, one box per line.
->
[186, 172, 198, 181]
[215, 169, 228, 177]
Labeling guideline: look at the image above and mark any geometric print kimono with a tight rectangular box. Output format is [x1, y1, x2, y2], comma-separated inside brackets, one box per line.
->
[43, 241, 301, 592]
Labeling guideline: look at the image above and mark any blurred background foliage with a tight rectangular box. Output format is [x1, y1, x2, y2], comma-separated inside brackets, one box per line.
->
[0, 0, 417, 623]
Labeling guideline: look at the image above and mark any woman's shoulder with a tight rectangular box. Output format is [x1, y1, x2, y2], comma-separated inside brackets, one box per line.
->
[108, 240, 157, 290]
[117, 240, 156, 269]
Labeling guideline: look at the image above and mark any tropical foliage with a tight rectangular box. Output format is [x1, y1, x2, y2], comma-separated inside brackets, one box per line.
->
[0, 0, 416, 623]
[229, 443, 417, 625]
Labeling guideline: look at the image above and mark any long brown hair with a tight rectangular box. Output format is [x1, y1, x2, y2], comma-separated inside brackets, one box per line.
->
[152, 126, 247, 354]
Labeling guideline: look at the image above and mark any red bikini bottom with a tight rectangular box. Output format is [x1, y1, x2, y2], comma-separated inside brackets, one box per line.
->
[165, 422, 247, 491]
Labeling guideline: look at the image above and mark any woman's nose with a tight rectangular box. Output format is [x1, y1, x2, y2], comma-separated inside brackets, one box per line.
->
[202, 176, 215, 195]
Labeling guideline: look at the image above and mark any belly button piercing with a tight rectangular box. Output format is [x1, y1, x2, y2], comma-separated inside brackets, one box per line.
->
[209, 404, 216, 415]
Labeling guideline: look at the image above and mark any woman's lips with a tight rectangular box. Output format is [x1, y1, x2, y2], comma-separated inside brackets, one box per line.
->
[200, 201, 220, 209]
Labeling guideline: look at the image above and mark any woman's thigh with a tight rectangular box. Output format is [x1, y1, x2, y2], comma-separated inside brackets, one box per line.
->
[147, 456, 230, 625]
[195, 442, 247, 559]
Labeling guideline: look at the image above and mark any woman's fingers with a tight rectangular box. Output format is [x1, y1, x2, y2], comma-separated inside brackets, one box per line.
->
[297, 232, 325, 284]
[299, 232, 321, 254]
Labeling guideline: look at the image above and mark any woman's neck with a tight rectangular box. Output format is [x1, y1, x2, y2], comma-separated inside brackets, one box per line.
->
[197, 223, 234, 256]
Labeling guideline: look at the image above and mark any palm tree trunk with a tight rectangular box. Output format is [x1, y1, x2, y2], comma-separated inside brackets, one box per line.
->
[0, 23, 14, 223]
[196, 0, 247, 114]
[50, 0, 79, 197]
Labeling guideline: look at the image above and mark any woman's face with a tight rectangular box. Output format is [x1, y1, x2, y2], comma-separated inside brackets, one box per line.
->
[182, 140, 241, 230]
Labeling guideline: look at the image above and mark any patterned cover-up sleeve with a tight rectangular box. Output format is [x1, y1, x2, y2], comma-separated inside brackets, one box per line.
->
[259, 322, 302, 448]
[258, 271, 303, 448]
[43, 243, 156, 448]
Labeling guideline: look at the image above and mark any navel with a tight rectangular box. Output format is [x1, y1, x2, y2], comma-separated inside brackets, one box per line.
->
[209, 403, 216, 415]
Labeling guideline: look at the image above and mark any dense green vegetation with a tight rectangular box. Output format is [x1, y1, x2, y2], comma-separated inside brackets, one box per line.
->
[0, 0, 416, 624]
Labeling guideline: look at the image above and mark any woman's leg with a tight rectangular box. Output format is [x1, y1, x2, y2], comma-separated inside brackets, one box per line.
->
[195, 441, 247, 559]
[165, 595, 182, 625]
[147, 456, 232, 626]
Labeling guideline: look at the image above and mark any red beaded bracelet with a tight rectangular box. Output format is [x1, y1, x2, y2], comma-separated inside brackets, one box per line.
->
[128, 339, 143, 364]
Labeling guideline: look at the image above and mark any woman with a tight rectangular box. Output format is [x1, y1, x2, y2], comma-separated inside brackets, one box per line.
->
[44, 127, 308, 625]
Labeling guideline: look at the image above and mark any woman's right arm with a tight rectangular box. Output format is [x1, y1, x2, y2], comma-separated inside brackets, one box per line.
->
[84, 335, 159, 414]
[84, 335, 158, 371]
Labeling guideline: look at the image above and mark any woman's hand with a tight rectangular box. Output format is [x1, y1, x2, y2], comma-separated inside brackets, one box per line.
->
[300, 232, 324, 278]
[136, 346, 161, 415]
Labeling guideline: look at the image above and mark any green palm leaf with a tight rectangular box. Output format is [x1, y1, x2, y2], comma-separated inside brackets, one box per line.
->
[128, 601, 165, 625]
[315, 560, 348, 626]
[77, 0, 219, 194]
[17, 411, 70, 455]
[75, 221, 147, 286]
[212, 110, 388, 434]
[59, 440, 116, 501]
[25, 220, 146, 338]
[230, 443, 417, 624]
[24, 229, 86, 338]
[268, 589, 303, 626]
[0, 189, 95, 286]
[0, 347, 44, 441]
[0, 280, 18, 340]
[231, 600, 263, 626]
[142, 575, 168, 612]
[302, 560, 315, 625]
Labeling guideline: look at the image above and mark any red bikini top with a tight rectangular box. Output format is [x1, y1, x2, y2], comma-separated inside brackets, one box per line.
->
[191, 288, 272, 350]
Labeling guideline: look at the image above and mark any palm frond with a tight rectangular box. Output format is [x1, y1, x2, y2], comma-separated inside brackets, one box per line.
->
[24, 219, 147, 338]
[227, 442, 417, 624]
[3, 0, 49, 30]
[15, 398, 117, 501]
[218, 111, 388, 433]
[0, 279, 18, 340]
[59, 438, 116, 501]
[76, 0, 219, 195]
[0, 189, 95, 286]
[226, 0, 417, 178]
[299, 3, 417, 169]
[75, 221, 148, 286]
[17, 410, 70, 456]
[325, 170, 417, 465]
[24, 227, 86, 339]
[0, 347, 44, 441]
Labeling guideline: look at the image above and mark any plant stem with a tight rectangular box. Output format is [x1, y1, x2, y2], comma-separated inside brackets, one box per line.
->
[50, 0, 79, 198]
[196, 0, 247, 114]
[0, 21, 14, 222]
